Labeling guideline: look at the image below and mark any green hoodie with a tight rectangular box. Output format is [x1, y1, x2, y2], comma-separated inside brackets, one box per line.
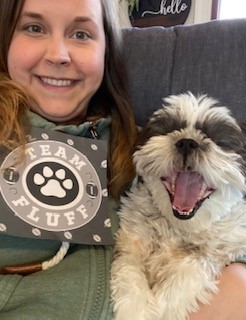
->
[0, 112, 117, 320]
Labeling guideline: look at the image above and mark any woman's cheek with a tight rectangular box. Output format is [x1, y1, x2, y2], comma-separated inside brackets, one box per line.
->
[8, 37, 43, 80]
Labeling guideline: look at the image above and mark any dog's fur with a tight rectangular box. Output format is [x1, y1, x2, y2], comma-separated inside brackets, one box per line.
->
[110, 92, 246, 320]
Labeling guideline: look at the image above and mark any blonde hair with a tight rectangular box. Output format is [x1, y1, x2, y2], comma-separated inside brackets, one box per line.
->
[0, 74, 30, 152]
[0, 0, 137, 200]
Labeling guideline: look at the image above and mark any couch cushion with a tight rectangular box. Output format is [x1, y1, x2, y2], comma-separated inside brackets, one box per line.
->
[122, 27, 176, 126]
[171, 19, 246, 120]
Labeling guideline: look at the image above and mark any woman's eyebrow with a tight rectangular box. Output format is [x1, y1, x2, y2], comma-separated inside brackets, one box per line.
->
[21, 11, 44, 20]
[73, 16, 100, 30]
[74, 16, 95, 23]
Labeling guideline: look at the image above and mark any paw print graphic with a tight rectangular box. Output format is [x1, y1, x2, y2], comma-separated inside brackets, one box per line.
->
[34, 166, 73, 198]
[26, 162, 79, 206]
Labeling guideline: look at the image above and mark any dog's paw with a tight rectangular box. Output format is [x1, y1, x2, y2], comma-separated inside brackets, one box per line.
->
[113, 287, 159, 320]
[115, 305, 158, 320]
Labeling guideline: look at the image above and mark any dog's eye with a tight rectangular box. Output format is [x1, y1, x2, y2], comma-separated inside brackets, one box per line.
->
[196, 121, 242, 151]
[216, 140, 234, 150]
[151, 116, 187, 135]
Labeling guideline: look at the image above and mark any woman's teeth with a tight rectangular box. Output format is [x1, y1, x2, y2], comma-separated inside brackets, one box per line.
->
[41, 77, 73, 87]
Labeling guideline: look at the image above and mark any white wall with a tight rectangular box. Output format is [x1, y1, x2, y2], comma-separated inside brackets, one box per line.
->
[118, 0, 213, 28]
[191, 0, 213, 24]
[118, 1, 132, 28]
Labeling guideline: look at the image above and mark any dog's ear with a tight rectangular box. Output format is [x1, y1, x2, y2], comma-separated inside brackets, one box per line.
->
[238, 121, 246, 135]
[134, 123, 154, 151]
[237, 121, 246, 175]
[134, 116, 166, 152]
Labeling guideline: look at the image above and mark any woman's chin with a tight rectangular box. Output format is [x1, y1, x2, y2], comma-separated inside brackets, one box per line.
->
[31, 105, 87, 124]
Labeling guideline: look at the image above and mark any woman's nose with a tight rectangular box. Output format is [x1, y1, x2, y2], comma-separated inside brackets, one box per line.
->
[45, 37, 71, 65]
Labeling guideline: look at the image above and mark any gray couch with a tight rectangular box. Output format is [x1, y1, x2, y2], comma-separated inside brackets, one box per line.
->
[123, 19, 246, 127]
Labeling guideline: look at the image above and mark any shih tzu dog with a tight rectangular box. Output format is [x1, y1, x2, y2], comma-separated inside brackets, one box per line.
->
[110, 92, 246, 320]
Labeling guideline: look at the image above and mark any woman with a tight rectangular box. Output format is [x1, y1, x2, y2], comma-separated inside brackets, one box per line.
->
[0, 0, 245, 319]
[0, 0, 136, 319]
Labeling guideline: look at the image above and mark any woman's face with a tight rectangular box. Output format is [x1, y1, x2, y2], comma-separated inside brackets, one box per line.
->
[7, 0, 106, 123]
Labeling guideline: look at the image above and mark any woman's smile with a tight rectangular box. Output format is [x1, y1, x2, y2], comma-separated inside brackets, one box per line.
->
[36, 75, 79, 91]
[39, 77, 76, 87]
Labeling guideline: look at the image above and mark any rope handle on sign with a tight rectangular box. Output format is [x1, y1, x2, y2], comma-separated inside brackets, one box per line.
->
[0, 242, 70, 275]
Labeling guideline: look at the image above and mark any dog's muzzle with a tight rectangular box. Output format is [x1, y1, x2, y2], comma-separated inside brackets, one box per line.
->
[161, 138, 214, 220]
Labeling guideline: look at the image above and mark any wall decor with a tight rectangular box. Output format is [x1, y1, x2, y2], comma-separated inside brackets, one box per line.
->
[130, 0, 192, 27]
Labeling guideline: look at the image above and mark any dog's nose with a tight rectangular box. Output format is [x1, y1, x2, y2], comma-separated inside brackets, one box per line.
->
[175, 138, 199, 155]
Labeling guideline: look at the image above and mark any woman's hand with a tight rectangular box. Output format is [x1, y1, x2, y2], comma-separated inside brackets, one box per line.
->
[188, 262, 246, 320]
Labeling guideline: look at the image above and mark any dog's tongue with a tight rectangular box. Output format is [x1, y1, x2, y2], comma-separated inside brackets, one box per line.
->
[173, 172, 203, 212]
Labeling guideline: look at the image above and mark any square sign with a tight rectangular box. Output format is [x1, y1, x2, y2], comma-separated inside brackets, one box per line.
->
[0, 127, 113, 245]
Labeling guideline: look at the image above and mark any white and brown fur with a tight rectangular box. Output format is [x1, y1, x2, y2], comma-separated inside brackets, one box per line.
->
[110, 92, 246, 320]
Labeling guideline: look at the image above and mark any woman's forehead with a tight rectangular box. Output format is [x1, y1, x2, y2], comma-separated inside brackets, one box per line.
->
[20, 0, 104, 24]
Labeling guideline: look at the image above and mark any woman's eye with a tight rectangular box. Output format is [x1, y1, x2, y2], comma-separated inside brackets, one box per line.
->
[25, 25, 43, 33]
[72, 31, 89, 40]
